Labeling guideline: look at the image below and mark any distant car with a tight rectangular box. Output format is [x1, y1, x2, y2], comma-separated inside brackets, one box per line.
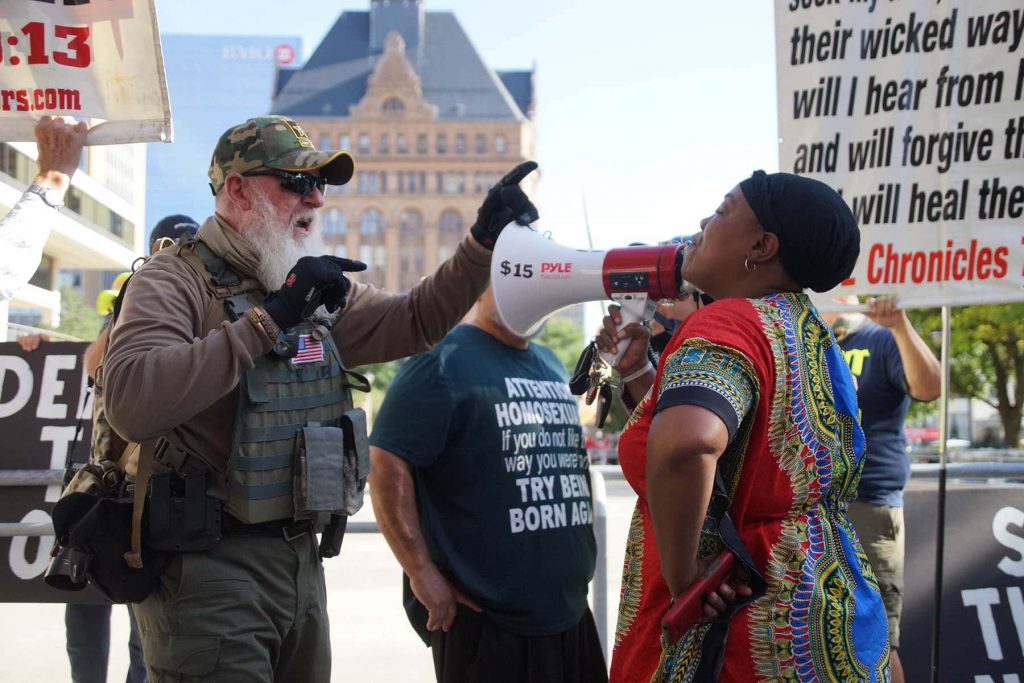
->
[909, 438, 974, 464]
[906, 426, 940, 443]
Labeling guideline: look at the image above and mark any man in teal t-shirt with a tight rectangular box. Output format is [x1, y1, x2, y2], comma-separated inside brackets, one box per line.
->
[369, 287, 606, 683]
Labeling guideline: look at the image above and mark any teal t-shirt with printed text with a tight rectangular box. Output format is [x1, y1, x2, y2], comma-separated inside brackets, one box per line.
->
[369, 324, 597, 636]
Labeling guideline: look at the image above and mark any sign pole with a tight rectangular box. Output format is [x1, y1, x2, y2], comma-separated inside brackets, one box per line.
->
[930, 304, 951, 682]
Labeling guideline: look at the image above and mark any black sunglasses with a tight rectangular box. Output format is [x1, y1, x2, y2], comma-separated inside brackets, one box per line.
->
[242, 169, 327, 196]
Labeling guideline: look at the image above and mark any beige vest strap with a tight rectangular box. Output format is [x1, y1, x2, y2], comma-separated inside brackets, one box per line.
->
[93, 268, 159, 570]
[121, 440, 155, 570]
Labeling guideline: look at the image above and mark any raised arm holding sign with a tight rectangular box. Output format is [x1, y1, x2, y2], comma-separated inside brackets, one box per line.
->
[0, 115, 89, 302]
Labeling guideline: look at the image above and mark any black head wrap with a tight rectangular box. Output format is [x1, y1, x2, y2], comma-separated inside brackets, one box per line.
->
[738, 171, 859, 292]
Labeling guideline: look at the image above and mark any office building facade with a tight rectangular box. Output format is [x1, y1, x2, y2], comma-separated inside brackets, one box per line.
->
[271, 0, 536, 291]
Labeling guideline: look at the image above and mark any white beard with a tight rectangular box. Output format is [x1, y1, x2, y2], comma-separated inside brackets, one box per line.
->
[241, 184, 327, 293]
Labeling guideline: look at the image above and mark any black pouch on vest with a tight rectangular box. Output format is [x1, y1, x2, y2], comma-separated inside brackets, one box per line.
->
[47, 491, 173, 603]
[295, 425, 346, 522]
[146, 471, 222, 552]
[340, 408, 370, 515]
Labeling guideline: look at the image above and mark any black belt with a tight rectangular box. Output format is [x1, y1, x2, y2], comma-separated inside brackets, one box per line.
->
[221, 514, 313, 541]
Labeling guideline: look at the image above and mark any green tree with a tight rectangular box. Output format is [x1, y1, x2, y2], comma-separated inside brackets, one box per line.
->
[41, 285, 104, 341]
[355, 359, 405, 418]
[534, 317, 584, 374]
[909, 303, 1024, 448]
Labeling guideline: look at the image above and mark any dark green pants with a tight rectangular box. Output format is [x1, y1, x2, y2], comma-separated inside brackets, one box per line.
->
[132, 531, 329, 682]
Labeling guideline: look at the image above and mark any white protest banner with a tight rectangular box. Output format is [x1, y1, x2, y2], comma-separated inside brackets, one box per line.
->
[0, 0, 171, 144]
[775, 0, 1024, 308]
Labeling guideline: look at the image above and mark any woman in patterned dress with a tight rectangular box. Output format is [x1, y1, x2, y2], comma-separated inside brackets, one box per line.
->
[600, 171, 891, 682]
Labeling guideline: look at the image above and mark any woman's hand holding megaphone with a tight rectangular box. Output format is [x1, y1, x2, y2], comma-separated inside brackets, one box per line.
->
[597, 304, 655, 398]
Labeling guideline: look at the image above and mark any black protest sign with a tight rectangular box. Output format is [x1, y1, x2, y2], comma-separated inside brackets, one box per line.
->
[901, 484, 1024, 681]
[0, 341, 105, 603]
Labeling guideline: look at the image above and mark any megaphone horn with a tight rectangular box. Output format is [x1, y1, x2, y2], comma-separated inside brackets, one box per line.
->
[492, 223, 689, 364]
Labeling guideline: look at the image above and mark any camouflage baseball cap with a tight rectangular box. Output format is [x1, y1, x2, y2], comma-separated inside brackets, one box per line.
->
[208, 115, 355, 195]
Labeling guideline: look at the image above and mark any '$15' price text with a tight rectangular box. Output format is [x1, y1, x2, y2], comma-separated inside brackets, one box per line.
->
[500, 260, 534, 279]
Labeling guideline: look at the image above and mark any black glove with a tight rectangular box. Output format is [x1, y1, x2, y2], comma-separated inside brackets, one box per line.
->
[470, 161, 539, 250]
[263, 255, 367, 330]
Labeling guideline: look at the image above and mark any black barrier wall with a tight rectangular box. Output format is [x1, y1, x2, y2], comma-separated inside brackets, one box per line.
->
[902, 484, 1024, 682]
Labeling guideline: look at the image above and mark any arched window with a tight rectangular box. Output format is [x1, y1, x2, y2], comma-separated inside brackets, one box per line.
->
[400, 210, 423, 233]
[382, 98, 405, 115]
[494, 134, 507, 154]
[359, 209, 387, 286]
[360, 206, 391, 284]
[360, 208, 382, 236]
[439, 209, 462, 233]
[437, 210, 463, 263]
[323, 208, 347, 236]
[399, 210, 425, 290]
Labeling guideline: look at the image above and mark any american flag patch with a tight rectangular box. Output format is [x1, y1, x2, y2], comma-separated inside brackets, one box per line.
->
[291, 334, 324, 365]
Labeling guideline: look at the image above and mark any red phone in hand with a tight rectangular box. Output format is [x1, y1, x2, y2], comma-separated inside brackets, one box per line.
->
[661, 550, 736, 644]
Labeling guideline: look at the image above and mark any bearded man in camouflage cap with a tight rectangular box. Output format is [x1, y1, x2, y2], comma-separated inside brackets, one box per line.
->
[101, 114, 539, 682]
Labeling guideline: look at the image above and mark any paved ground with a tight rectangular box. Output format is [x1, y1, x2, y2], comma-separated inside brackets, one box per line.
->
[0, 478, 637, 682]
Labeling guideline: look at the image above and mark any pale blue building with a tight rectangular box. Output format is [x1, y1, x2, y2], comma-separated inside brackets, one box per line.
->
[146, 34, 302, 241]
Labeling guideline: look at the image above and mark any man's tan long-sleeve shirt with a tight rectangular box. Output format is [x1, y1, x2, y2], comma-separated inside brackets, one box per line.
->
[103, 214, 490, 480]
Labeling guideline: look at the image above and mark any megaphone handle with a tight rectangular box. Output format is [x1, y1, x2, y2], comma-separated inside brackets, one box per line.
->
[600, 294, 658, 367]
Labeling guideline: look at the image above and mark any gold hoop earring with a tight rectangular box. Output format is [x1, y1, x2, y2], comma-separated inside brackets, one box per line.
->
[744, 258, 757, 273]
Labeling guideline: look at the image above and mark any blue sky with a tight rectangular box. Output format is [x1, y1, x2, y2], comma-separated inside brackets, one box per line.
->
[155, 0, 779, 251]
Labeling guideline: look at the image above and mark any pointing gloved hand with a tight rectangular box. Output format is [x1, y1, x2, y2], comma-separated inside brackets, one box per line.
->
[263, 255, 367, 330]
[469, 161, 539, 250]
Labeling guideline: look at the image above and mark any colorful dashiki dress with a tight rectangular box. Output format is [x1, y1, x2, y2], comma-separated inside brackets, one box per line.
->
[610, 293, 890, 683]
